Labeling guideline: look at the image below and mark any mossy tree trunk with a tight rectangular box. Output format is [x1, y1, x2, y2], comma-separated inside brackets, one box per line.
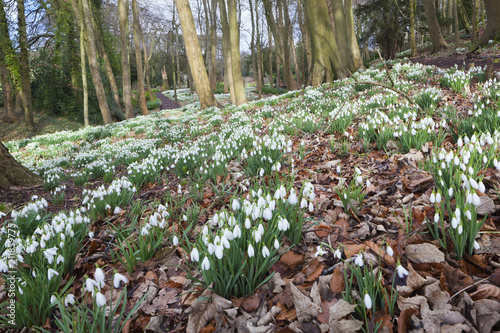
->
[118, 0, 134, 119]
[227, 0, 247, 105]
[0, 142, 42, 187]
[132, 0, 148, 115]
[478, 0, 500, 45]
[423, 0, 449, 52]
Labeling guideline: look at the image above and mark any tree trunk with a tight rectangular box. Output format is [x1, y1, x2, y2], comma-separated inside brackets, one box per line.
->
[0, 62, 14, 123]
[255, 0, 263, 98]
[132, 0, 148, 115]
[71, 0, 113, 124]
[304, 0, 347, 85]
[297, 0, 312, 81]
[423, 0, 449, 52]
[141, 29, 154, 100]
[209, 0, 218, 91]
[478, 0, 500, 45]
[0, 141, 42, 187]
[118, 0, 134, 119]
[175, 0, 216, 109]
[331, 0, 352, 70]
[344, 0, 363, 70]
[17, 0, 34, 131]
[409, 0, 417, 56]
[472, 0, 478, 43]
[219, 0, 233, 98]
[162, 66, 169, 90]
[268, 24, 273, 87]
[80, 17, 89, 127]
[249, 0, 258, 94]
[454, 0, 459, 47]
[226, 0, 247, 105]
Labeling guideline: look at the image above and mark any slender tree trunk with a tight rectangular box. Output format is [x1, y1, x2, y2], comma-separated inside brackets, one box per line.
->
[423, 0, 450, 52]
[141, 30, 154, 99]
[70, 0, 113, 124]
[80, 18, 89, 127]
[410, 0, 417, 56]
[472, 0, 478, 43]
[0, 63, 14, 123]
[132, 0, 148, 115]
[304, 0, 347, 85]
[17, 0, 34, 130]
[249, 0, 258, 93]
[209, 0, 218, 91]
[297, 0, 311, 81]
[457, 0, 472, 34]
[478, 0, 500, 45]
[175, 0, 216, 109]
[290, 32, 302, 87]
[268, 24, 273, 87]
[255, 0, 263, 98]
[219, 0, 235, 102]
[118, 0, 134, 119]
[95, 29, 122, 109]
[0, 141, 42, 187]
[162, 66, 169, 90]
[454, 0, 460, 47]
[280, 0, 296, 90]
[331, 0, 352, 71]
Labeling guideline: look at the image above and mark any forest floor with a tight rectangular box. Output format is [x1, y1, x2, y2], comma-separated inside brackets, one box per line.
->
[1, 39, 500, 333]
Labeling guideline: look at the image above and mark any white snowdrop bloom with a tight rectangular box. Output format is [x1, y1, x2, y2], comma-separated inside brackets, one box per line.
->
[334, 248, 342, 259]
[56, 255, 64, 265]
[233, 225, 242, 238]
[451, 217, 459, 229]
[430, 192, 436, 203]
[337, 165, 341, 174]
[396, 264, 409, 278]
[457, 137, 463, 147]
[469, 178, 478, 190]
[113, 207, 123, 214]
[47, 268, 59, 281]
[65, 294, 76, 306]
[435, 192, 442, 204]
[449, 187, 454, 197]
[251, 206, 260, 220]
[113, 273, 129, 288]
[51, 295, 57, 304]
[474, 240, 480, 250]
[245, 217, 251, 229]
[207, 243, 215, 255]
[221, 235, 231, 249]
[434, 213, 440, 224]
[212, 213, 219, 226]
[248, 244, 255, 257]
[262, 246, 270, 258]
[458, 225, 463, 235]
[259, 168, 265, 177]
[263, 207, 273, 221]
[309, 202, 314, 213]
[232, 199, 241, 211]
[173, 236, 179, 246]
[253, 229, 262, 243]
[44, 247, 58, 264]
[141, 227, 149, 236]
[95, 268, 105, 287]
[472, 193, 481, 206]
[278, 217, 289, 231]
[201, 257, 211, 270]
[274, 239, 280, 250]
[478, 182, 485, 194]
[355, 254, 364, 267]
[96, 292, 107, 307]
[387, 246, 394, 257]
[466, 210, 472, 220]
[364, 294, 372, 310]
[215, 245, 223, 259]
[85, 278, 98, 294]
[315, 246, 326, 257]
[300, 198, 308, 209]
[190, 248, 200, 262]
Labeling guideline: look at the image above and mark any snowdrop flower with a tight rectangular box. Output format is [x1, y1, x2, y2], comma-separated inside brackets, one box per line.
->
[191, 248, 200, 262]
[262, 246, 270, 258]
[449, 187, 454, 197]
[277, 217, 289, 231]
[65, 294, 75, 306]
[334, 248, 342, 259]
[141, 227, 149, 236]
[248, 244, 255, 257]
[173, 236, 179, 246]
[300, 198, 308, 209]
[263, 207, 273, 221]
[0, 260, 8, 273]
[315, 246, 326, 257]
[44, 247, 58, 264]
[472, 193, 481, 206]
[113, 273, 129, 288]
[245, 217, 251, 229]
[56, 255, 64, 264]
[355, 254, 364, 267]
[434, 213, 440, 224]
[47, 268, 59, 281]
[95, 292, 106, 307]
[435, 192, 442, 204]
[113, 207, 123, 214]
[478, 182, 485, 194]
[364, 293, 372, 310]
[232, 199, 241, 211]
[274, 239, 280, 250]
[451, 217, 459, 229]
[430, 192, 436, 204]
[207, 243, 215, 255]
[396, 264, 409, 278]
[474, 240, 480, 250]
[201, 257, 210, 270]
[51, 295, 57, 304]
[288, 189, 298, 205]
[458, 225, 463, 235]
[308, 202, 314, 213]
[177, 184, 182, 194]
[95, 268, 105, 287]
[387, 246, 394, 257]
[259, 168, 265, 177]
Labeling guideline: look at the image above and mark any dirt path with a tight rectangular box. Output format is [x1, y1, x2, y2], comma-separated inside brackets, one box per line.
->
[155, 92, 180, 110]
[411, 53, 500, 72]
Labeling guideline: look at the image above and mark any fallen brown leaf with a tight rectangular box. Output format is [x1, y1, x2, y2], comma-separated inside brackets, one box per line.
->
[470, 284, 500, 301]
[280, 251, 305, 268]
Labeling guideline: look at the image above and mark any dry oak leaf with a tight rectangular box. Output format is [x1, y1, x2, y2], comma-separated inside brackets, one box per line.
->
[186, 288, 232, 333]
[397, 295, 427, 312]
[473, 299, 500, 333]
[470, 284, 500, 301]
[328, 299, 363, 332]
[397, 263, 430, 297]
[330, 267, 345, 293]
[405, 243, 445, 264]
[290, 282, 321, 322]
[280, 251, 305, 268]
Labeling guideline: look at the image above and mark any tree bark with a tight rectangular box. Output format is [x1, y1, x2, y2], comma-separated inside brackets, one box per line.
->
[472, 0, 478, 43]
[297, 0, 311, 81]
[454, 0, 459, 47]
[268, 24, 273, 87]
[209, 0, 218, 91]
[118, 0, 134, 119]
[0, 39, 14, 123]
[255, 0, 263, 97]
[409, 0, 417, 56]
[423, 0, 449, 52]
[70, 0, 113, 124]
[132, 0, 148, 115]
[219, 0, 233, 99]
[478, 0, 500, 45]
[17, 0, 34, 131]
[0, 141, 42, 187]
[226, 0, 247, 105]
[162, 65, 169, 90]
[344, 0, 363, 70]
[141, 29, 154, 100]
[304, 0, 347, 85]
[80, 16, 89, 127]
[175, 0, 216, 109]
